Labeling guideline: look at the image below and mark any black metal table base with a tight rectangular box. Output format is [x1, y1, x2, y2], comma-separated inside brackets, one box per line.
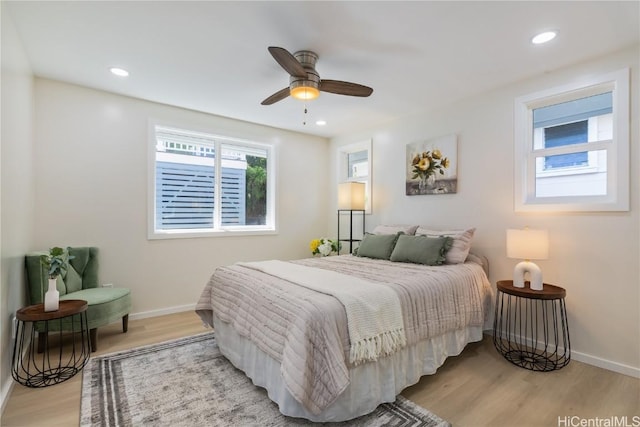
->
[493, 291, 570, 372]
[12, 312, 91, 387]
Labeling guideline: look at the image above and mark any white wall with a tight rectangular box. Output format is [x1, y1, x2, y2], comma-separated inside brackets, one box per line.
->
[0, 5, 35, 413]
[32, 79, 329, 317]
[330, 46, 640, 376]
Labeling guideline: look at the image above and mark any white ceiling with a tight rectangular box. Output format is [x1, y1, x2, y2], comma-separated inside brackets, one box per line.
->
[5, 1, 639, 138]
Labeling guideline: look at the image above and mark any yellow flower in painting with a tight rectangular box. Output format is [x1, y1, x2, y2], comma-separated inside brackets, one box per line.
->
[432, 149, 442, 160]
[441, 157, 450, 168]
[412, 154, 420, 166]
[309, 239, 321, 252]
[418, 157, 430, 171]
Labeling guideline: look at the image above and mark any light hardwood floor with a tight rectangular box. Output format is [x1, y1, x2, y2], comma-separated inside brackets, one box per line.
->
[2, 311, 638, 426]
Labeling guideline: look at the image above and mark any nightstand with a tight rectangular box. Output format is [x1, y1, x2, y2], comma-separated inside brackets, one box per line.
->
[493, 280, 571, 371]
[12, 299, 91, 387]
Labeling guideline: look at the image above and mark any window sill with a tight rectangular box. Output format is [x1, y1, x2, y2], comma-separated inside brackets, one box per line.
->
[148, 227, 277, 240]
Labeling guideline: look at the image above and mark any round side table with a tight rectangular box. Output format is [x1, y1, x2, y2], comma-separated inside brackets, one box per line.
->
[11, 299, 91, 387]
[493, 280, 570, 371]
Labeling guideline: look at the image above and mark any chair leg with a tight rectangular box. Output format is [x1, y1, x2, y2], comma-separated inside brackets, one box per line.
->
[122, 314, 129, 333]
[38, 332, 46, 354]
[90, 328, 97, 352]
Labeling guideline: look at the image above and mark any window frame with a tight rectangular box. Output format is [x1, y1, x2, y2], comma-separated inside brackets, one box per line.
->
[337, 139, 372, 213]
[148, 121, 277, 239]
[514, 68, 629, 212]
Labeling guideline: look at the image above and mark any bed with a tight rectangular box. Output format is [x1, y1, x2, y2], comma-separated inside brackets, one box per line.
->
[196, 234, 493, 422]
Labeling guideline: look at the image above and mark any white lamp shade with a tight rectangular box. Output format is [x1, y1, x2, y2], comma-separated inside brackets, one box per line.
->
[506, 229, 549, 260]
[338, 182, 365, 210]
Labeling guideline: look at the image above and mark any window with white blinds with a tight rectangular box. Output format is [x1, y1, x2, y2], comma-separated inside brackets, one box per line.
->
[149, 125, 275, 238]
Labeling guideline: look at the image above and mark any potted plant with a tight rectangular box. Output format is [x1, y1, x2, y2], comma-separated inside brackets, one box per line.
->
[40, 247, 73, 312]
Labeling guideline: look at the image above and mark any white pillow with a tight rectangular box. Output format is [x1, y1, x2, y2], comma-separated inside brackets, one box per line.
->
[372, 224, 418, 236]
[415, 227, 476, 264]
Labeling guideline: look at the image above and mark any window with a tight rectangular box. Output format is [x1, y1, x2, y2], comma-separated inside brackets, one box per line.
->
[149, 125, 275, 238]
[338, 140, 372, 213]
[347, 150, 369, 179]
[514, 68, 629, 212]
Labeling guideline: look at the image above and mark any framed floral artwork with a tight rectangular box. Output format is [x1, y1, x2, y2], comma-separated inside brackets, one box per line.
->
[406, 134, 457, 195]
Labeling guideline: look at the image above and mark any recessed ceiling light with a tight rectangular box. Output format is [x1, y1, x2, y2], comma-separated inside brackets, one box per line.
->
[316, 120, 327, 126]
[109, 67, 129, 77]
[531, 31, 557, 45]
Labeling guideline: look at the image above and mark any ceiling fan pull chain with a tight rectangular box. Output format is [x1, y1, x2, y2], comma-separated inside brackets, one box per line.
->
[303, 105, 308, 126]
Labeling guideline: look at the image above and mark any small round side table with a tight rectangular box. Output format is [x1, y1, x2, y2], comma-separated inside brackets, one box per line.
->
[493, 280, 571, 371]
[11, 299, 91, 387]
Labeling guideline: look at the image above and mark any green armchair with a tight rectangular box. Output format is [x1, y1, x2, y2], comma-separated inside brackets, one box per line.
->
[25, 247, 131, 352]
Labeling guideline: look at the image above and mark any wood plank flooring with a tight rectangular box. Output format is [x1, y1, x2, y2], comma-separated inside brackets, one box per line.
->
[2, 311, 638, 426]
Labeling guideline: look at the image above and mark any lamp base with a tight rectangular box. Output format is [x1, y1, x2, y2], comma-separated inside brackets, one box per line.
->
[513, 261, 543, 290]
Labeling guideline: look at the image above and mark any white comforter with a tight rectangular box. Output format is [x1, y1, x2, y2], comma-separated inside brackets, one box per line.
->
[196, 255, 492, 414]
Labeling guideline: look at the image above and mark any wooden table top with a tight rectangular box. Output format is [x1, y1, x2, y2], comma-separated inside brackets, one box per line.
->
[16, 299, 88, 322]
[497, 280, 566, 300]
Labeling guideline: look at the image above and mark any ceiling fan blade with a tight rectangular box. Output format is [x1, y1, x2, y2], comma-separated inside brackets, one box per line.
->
[261, 87, 290, 105]
[268, 46, 307, 78]
[320, 80, 373, 97]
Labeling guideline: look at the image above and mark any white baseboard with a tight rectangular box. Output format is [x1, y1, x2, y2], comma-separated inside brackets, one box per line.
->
[1, 378, 15, 419]
[1, 331, 32, 418]
[129, 303, 196, 321]
[571, 350, 640, 378]
[485, 328, 640, 378]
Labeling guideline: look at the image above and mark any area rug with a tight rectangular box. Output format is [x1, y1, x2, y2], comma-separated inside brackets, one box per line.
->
[80, 332, 450, 426]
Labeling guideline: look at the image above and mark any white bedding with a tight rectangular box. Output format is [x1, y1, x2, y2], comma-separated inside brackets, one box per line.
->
[196, 254, 493, 421]
[213, 313, 483, 422]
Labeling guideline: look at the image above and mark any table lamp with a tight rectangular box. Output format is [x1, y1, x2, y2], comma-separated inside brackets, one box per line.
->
[506, 228, 549, 290]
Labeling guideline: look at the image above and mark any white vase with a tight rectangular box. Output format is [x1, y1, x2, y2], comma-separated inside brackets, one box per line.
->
[44, 277, 59, 312]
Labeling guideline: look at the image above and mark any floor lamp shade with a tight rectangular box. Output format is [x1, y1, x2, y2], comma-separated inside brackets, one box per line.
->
[507, 228, 549, 290]
[338, 182, 365, 210]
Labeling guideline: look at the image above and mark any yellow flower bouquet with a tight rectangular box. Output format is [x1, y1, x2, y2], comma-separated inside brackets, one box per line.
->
[310, 238, 341, 256]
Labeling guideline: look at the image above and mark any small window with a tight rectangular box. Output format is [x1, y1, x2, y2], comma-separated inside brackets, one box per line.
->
[338, 140, 372, 213]
[347, 150, 369, 179]
[514, 68, 629, 212]
[149, 125, 275, 239]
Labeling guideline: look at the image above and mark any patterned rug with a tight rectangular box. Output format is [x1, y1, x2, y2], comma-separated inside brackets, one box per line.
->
[80, 332, 450, 426]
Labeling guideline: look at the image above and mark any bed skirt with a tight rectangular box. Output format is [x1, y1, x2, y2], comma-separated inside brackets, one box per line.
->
[212, 314, 483, 422]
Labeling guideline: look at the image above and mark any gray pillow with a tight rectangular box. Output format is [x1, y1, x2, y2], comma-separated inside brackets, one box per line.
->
[390, 234, 453, 265]
[355, 232, 401, 260]
[415, 227, 475, 264]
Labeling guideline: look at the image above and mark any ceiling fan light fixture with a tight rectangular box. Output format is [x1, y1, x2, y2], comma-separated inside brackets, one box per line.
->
[289, 80, 320, 101]
[290, 85, 320, 100]
[261, 46, 373, 106]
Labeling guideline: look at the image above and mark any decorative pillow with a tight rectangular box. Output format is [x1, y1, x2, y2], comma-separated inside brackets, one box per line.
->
[415, 227, 476, 264]
[372, 224, 418, 235]
[390, 235, 453, 265]
[355, 232, 401, 260]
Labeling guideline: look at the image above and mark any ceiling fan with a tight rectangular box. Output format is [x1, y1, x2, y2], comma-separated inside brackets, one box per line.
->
[261, 46, 374, 105]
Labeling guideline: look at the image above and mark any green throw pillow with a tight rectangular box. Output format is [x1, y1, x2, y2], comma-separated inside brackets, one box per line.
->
[355, 232, 401, 260]
[390, 234, 453, 265]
